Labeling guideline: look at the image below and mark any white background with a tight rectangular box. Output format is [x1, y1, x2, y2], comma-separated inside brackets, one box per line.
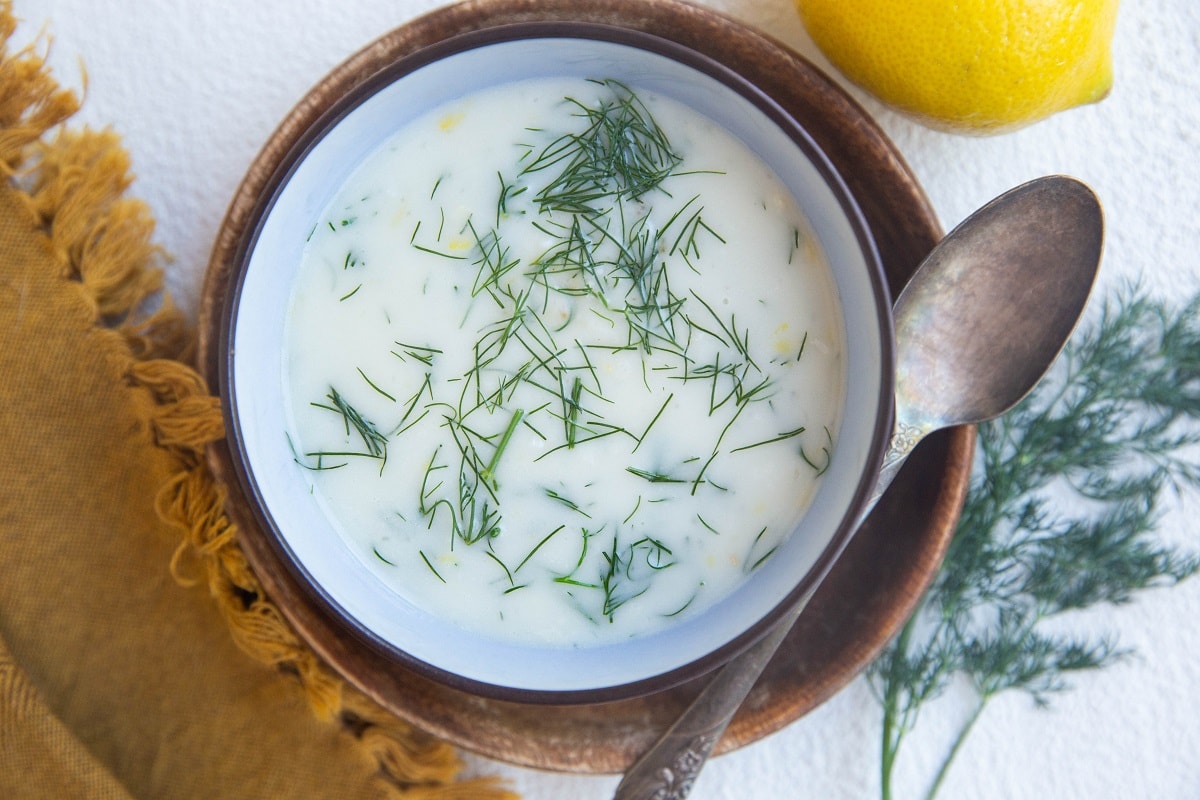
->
[15, 1, 1200, 798]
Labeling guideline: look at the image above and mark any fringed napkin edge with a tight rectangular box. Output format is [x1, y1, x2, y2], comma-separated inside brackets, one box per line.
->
[0, 5, 516, 798]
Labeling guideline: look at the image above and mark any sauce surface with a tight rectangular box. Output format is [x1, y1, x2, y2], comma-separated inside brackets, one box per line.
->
[283, 78, 845, 647]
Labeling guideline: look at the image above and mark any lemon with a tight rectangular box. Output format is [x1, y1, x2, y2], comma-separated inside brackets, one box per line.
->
[794, 0, 1119, 134]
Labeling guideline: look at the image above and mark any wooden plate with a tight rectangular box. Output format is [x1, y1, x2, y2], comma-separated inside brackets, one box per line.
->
[199, 0, 973, 773]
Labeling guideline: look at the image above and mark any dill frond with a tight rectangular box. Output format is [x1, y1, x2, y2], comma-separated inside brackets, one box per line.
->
[869, 287, 1200, 800]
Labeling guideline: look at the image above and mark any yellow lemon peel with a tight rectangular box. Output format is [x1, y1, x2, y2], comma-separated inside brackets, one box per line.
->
[794, 0, 1119, 134]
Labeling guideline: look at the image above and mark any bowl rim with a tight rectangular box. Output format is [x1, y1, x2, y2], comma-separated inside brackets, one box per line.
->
[212, 19, 895, 704]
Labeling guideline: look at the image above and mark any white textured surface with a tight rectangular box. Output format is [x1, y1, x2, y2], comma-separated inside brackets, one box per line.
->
[15, 1, 1200, 798]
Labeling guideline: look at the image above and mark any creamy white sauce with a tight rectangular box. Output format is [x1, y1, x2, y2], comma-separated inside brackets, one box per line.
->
[283, 78, 845, 647]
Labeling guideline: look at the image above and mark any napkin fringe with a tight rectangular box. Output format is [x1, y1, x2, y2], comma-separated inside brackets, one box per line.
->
[0, 7, 77, 174]
[2, 6, 515, 797]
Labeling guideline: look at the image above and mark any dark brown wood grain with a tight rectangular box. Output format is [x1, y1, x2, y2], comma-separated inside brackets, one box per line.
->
[198, 0, 973, 773]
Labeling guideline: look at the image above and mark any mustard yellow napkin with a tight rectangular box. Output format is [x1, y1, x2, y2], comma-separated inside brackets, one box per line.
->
[0, 7, 515, 798]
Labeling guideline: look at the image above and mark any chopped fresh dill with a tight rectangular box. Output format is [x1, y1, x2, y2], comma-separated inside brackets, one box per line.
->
[731, 425, 807, 453]
[468, 218, 521, 298]
[419, 550, 446, 583]
[412, 242, 468, 260]
[391, 340, 442, 367]
[521, 79, 682, 214]
[743, 526, 775, 573]
[390, 372, 432, 436]
[622, 496, 643, 525]
[664, 593, 698, 617]
[515, 524, 566, 574]
[481, 408, 524, 487]
[285, 431, 347, 471]
[485, 550, 515, 586]
[798, 426, 833, 476]
[666, 197, 725, 259]
[600, 534, 648, 621]
[312, 387, 387, 462]
[356, 367, 396, 403]
[690, 398, 754, 495]
[532, 425, 626, 462]
[545, 488, 591, 517]
[633, 393, 673, 452]
[554, 575, 597, 588]
[496, 170, 527, 226]
[626, 466, 687, 483]
[634, 536, 674, 570]
[563, 374, 583, 447]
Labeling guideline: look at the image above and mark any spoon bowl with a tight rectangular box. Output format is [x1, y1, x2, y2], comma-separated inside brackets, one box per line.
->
[895, 176, 1104, 428]
[874, 176, 1103, 494]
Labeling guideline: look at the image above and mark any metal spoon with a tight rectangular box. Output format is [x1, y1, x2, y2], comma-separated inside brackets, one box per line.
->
[613, 175, 1103, 800]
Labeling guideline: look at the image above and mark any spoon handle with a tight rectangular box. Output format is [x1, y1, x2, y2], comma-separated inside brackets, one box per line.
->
[612, 595, 812, 800]
[871, 420, 930, 504]
[613, 436, 919, 800]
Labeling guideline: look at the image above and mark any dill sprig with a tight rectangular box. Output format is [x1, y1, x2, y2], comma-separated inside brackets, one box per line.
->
[869, 287, 1200, 800]
[310, 387, 388, 461]
[598, 533, 676, 621]
[522, 78, 682, 214]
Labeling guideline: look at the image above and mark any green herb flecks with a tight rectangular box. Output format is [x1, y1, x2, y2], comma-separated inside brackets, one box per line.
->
[626, 466, 688, 484]
[419, 550, 447, 583]
[468, 218, 521, 300]
[496, 170, 528, 226]
[743, 526, 776, 573]
[666, 194, 726, 262]
[731, 425, 807, 453]
[286, 431, 347, 471]
[391, 341, 443, 367]
[308, 387, 388, 464]
[521, 79, 682, 214]
[418, 439, 502, 548]
[515, 524, 566, 574]
[545, 488, 591, 518]
[357, 367, 397, 403]
[799, 426, 833, 476]
[598, 532, 676, 622]
[481, 407, 524, 488]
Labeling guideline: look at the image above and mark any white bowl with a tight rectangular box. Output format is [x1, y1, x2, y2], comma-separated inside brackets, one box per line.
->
[218, 23, 893, 703]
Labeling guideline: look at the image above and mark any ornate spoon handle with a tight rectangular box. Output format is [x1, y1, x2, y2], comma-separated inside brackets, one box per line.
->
[614, 425, 913, 800]
[611, 594, 812, 800]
